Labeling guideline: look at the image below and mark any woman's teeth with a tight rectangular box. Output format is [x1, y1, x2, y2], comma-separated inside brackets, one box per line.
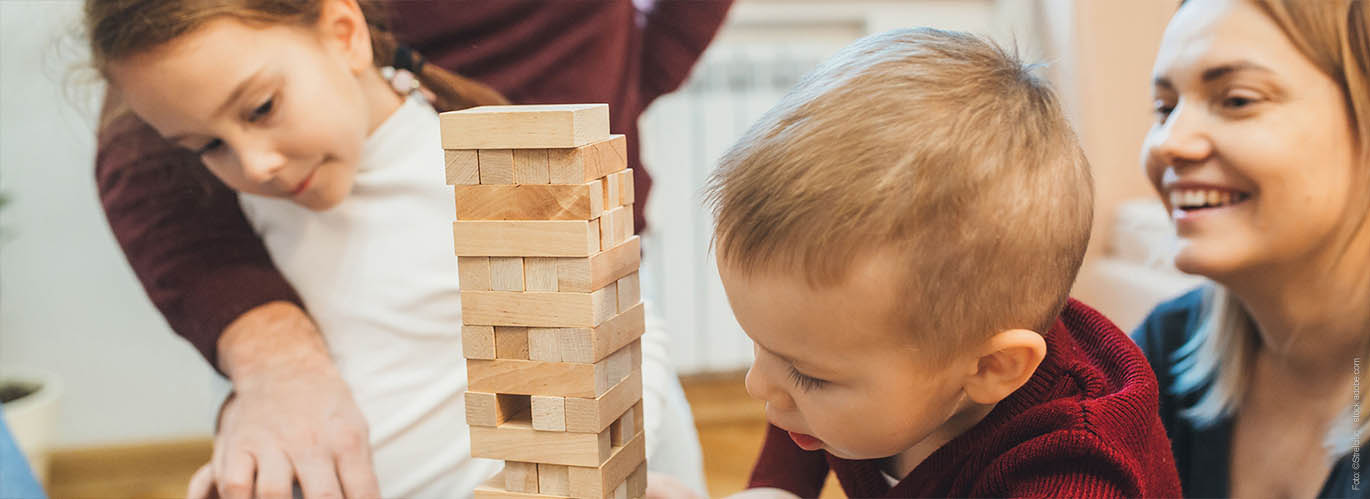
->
[1169, 188, 1250, 211]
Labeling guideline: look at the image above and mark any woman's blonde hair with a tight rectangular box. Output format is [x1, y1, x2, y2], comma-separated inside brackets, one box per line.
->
[1173, 0, 1370, 453]
[84, 0, 508, 128]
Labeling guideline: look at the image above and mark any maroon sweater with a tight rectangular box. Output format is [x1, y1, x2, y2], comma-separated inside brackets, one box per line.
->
[748, 299, 1182, 498]
[95, 1, 731, 370]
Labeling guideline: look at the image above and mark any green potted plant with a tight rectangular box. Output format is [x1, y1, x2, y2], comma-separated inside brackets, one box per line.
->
[0, 191, 62, 487]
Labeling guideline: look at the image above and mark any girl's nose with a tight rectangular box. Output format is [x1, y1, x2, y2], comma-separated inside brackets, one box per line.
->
[237, 145, 288, 184]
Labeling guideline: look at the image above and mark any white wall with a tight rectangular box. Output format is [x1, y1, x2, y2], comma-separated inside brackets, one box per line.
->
[0, 1, 218, 447]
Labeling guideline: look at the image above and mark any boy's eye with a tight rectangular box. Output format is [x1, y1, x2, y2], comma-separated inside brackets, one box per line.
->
[195, 138, 224, 156]
[249, 97, 275, 122]
[787, 365, 828, 392]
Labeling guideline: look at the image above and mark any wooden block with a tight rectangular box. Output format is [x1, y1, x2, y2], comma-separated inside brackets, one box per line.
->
[538, 464, 571, 496]
[598, 214, 615, 251]
[532, 395, 567, 431]
[611, 406, 635, 447]
[455, 180, 604, 221]
[525, 257, 560, 292]
[612, 482, 627, 499]
[558, 236, 641, 293]
[528, 303, 646, 364]
[603, 172, 621, 209]
[468, 356, 617, 398]
[475, 471, 565, 499]
[442, 104, 610, 149]
[604, 340, 636, 385]
[469, 418, 612, 467]
[513, 149, 551, 184]
[505, 462, 539, 493]
[491, 257, 526, 292]
[495, 326, 530, 360]
[626, 463, 647, 499]
[465, 391, 530, 427]
[479, 149, 515, 184]
[458, 256, 493, 291]
[446, 150, 479, 185]
[453, 220, 600, 257]
[463, 325, 496, 359]
[566, 433, 645, 499]
[548, 136, 628, 184]
[614, 205, 633, 241]
[461, 286, 617, 328]
[615, 273, 639, 313]
[618, 170, 634, 205]
[565, 371, 643, 433]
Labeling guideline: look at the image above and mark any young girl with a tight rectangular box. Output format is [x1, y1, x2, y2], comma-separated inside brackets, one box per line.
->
[85, 0, 703, 497]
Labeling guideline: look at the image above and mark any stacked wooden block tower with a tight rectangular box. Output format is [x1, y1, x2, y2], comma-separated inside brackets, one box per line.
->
[441, 104, 647, 499]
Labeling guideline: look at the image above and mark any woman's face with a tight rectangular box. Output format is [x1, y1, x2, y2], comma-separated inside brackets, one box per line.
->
[1142, 0, 1360, 280]
[109, 1, 385, 211]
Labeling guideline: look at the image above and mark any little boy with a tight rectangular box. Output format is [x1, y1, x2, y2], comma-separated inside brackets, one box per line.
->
[705, 28, 1181, 497]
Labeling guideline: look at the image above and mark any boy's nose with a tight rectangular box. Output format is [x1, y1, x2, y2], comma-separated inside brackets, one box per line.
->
[745, 364, 794, 410]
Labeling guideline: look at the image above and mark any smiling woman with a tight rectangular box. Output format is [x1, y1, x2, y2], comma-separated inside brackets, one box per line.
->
[1133, 0, 1370, 497]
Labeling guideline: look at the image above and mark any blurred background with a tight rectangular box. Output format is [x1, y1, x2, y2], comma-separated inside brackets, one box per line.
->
[0, 0, 1199, 496]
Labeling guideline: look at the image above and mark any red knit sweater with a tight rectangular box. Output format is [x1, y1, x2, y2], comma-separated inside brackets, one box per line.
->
[747, 299, 1182, 498]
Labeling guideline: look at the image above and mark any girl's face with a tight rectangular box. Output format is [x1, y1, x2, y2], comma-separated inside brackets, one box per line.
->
[1142, 0, 1360, 280]
[109, 1, 394, 211]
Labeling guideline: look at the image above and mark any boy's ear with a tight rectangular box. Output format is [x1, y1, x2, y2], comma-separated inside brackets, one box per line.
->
[318, 0, 373, 73]
[961, 329, 1046, 405]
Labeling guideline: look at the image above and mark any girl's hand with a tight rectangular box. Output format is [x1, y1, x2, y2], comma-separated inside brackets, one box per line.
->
[211, 302, 382, 499]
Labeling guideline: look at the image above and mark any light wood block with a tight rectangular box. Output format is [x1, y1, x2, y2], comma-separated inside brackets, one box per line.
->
[475, 472, 564, 499]
[610, 406, 635, 447]
[603, 172, 621, 209]
[615, 205, 633, 241]
[557, 237, 640, 293]
[605, 341, 637, 384]
[458, 256, 492, 291]
[566, 433, 645, 499]
[528, 303, 646, 364]
[463, 325, 496, 359]
[525, 257, 560, 292]
[495, 326, 530, 360]
[441, 104, 610, 149]
[538, 464, 571, 496]
[564, 370, 643, 433]
[513, 149, 551, 184]
[455, 180, 604, 221]
[626, 463, 646, 499]
[618, 170, 634, 205]
[446, 150, 479, 185]
[548, 136, 628, 184]
[532, 395, 566, 431]
[461, 285, 616, 328]
[491, 257, 526, 291]
[453, 220, 600, 257]
[465, 391, 530, 427]
[615, 273, 639, 313]
[469, 418, 612, 467]
[598, 214, 615, 251]
[479, 149, 515, 184]
[467, 356, 618, 398]
[505, 462, 539, 493]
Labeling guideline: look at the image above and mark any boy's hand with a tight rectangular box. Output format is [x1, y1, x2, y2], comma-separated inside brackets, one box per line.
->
[645, 472, 706, 499]
[211, 302, 382, 499]
[722, 488, 804, 499]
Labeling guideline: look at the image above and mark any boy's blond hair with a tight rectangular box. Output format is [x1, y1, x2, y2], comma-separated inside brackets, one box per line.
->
[706, 28, 1093, 357]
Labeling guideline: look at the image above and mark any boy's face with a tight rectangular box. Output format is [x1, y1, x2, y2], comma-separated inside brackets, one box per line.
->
[718, 251, 983, 462]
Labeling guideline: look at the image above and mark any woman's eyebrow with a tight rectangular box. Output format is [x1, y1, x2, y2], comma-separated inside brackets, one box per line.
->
[1200, 60, 1275, 83]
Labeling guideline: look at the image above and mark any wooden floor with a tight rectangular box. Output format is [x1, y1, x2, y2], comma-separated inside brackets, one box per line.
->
[45, 372, 839, 498]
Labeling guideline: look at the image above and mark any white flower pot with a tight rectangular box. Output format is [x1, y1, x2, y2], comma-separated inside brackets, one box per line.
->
[1, 366, 62, 487]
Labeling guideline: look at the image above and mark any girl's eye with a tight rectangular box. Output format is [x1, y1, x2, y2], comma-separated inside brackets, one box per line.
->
[249, 97, 275, 122]
[787, 365, 828, 392]
[195, 138, 224, 156]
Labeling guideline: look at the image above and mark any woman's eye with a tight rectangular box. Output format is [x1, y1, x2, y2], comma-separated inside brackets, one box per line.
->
[195, 138, 224, 156]
[249, 97, 275, 122]
[1153, 100, 1175, 120]
[1223, 96, 1254, 108]
[787, 366, 828, 392]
